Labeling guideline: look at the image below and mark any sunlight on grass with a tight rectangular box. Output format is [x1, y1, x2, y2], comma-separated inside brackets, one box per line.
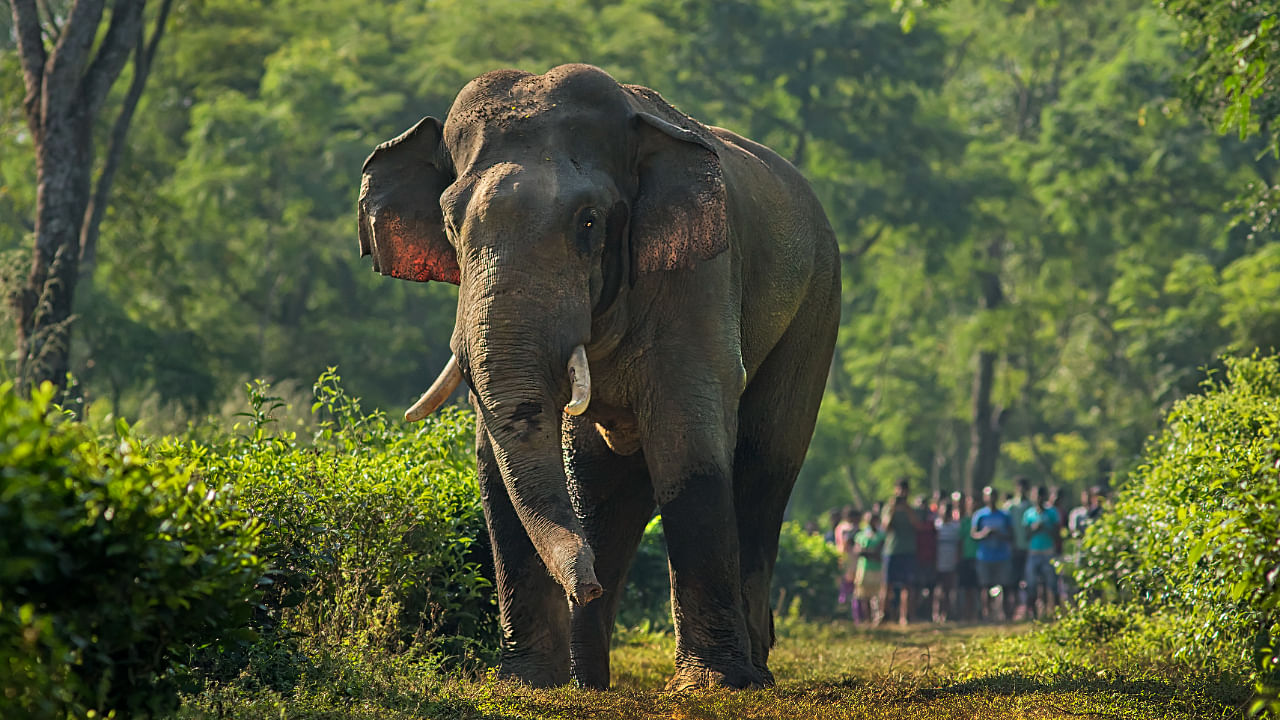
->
[179, 621, 1250, 719]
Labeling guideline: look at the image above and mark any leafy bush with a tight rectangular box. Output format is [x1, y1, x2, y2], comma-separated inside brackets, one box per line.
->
[0, 382, 264, 719]
[1075, 353, 1280, 715]
[619, 518, 841, 631]
[772, 521, 842, 619]
[185, 370, 497, 687]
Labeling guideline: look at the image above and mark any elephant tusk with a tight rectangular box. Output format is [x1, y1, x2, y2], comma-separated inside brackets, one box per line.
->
[404, 354, 462, 422]
[564, 345, 591, 416]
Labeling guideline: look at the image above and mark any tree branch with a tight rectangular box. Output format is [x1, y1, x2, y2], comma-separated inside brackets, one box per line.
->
[82, 0, 173, 272]
[43, 0, 106, 118]
[10, 0, 47, 134]
[842, 222, 887, 263]
[81, 0, 145, 115]
[36, 0, 62, 45]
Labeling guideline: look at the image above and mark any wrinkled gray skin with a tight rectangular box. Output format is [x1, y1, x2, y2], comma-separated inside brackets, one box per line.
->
[358, 64, 839, 690]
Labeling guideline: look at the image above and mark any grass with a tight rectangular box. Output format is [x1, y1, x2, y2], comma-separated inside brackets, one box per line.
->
[177, 618, 1251, 720]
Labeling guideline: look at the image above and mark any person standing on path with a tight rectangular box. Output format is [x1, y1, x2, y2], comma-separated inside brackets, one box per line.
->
[1023, 486, 1061, 619]
[933, 500, 961, 622]
[834, 506, 859, 612]
[853, 511, 885, 625]
[913, 496, 938, 622]
[1003, 477, 1034, 620]
[879, 479, 924, 626]
[956, 492, 980, 622]
[971, 486, 1013, 622]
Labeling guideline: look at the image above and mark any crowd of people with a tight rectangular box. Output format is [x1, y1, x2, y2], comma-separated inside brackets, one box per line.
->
[823, 477, 1107, 626]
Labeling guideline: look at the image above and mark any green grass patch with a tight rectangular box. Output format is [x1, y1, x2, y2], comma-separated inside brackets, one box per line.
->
[175, 621, 1250, 720]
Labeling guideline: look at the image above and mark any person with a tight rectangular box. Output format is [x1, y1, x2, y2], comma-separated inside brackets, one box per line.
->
[1022, 485, 1060, 619]
[933, 500, 961, 622]
[955, 491, 980, 622]
[852, 511, 885, 624]
[1069, 485, 1106, 537]
[879, 478, 923, 626]
[1002, 477, 1034, 619]
[913, 495, 938, 622]
[823, 508, 842, 546]
[971, 486, 1013, 622]
[1063, 485, 1105, 601]
[833, 506, 859, 611]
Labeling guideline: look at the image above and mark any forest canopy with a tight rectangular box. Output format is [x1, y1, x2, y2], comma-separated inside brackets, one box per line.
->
[1, 0, 1276, 522]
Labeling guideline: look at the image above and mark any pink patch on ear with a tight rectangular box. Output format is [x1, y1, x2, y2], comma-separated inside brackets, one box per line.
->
[376, 214, 460, 284]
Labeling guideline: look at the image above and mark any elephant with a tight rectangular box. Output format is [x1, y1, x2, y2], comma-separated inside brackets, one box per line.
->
[357, 64, 840, 690]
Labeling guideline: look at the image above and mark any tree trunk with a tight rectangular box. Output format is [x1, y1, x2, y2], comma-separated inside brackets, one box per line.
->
[963, 240, 1006, 499]
[6, 0, 163, 394]
[13, 109, 94, 388]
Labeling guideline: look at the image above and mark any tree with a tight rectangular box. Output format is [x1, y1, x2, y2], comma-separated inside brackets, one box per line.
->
[1158, 0, 1279, 236]
[4, 0, 172, 392]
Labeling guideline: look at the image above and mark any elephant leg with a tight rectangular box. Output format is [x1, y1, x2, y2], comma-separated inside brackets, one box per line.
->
[563, 415, 656, 689]
[638, 382, 761, 690]
[475, 408, 571, 687]
[733, 282, 839, 683]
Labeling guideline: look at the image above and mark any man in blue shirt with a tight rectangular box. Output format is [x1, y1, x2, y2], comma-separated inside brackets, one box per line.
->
[970, 486, 1012, 622]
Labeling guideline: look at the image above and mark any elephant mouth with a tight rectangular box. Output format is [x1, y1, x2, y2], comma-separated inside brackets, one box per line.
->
[404, 344, 593, 422]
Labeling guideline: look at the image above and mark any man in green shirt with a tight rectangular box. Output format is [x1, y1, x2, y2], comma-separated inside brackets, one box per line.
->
[1003, 476, 1034, 620]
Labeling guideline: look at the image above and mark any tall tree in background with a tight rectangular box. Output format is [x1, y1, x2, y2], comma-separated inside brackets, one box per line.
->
[5, 0, 172, 391]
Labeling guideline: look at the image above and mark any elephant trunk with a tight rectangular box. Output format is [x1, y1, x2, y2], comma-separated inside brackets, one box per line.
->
[465, 319, 601, 606]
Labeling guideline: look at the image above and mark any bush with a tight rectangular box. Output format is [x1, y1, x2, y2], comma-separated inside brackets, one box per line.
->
[0, 382, 264, 719]
[773, 521, 842, 619]
[185, 371, 497, 687]
[619, 518, 842, 631]
[1075, 353, 1280, 714]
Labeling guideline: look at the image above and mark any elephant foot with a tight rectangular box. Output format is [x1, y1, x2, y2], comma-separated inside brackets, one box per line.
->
[664, 663, 765, 691]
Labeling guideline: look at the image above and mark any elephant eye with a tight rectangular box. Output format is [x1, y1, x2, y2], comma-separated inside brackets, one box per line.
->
[574, 207, 603, 253]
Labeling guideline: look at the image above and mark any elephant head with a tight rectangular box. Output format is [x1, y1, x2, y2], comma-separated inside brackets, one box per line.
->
[357, 64, 729, 606]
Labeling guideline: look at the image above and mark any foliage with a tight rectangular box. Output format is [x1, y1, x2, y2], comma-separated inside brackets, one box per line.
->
[1159, 0, 1279, 152]
[617, 515, 671, 631]
[3, 0, 1278, 526]
[183, 370, 498, 687]
[772, 522, 843, 619]
[1076, 353, 1280, 714]
[0, 381, 264, 719]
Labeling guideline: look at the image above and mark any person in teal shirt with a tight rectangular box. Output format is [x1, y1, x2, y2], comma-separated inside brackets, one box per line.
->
[1022, 485, 1061, 618]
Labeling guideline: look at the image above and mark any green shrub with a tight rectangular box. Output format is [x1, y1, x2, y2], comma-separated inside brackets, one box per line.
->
[772, 521, 842, 619]
[0, 381, 264, 719]
[185, 370, 497, 685]
[1075, 353, 1280, 714]
[619, 518, 842, 631]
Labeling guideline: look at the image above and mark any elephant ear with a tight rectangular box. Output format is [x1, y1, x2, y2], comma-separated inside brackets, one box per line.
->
[358, 116, 460, 284]
[630, 112, 729, 275]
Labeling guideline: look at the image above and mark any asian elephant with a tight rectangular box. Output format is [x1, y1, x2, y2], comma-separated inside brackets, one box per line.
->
[357, 64, 839, 690]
